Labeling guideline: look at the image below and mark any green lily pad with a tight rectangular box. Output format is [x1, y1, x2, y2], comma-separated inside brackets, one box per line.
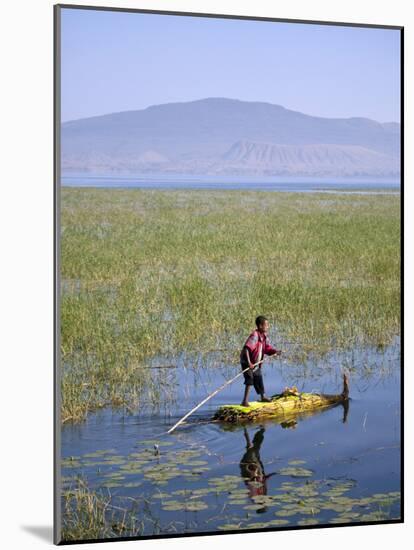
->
[229, 489, 250, 496]
[228, 499, 248, 505]
[298, 518, 319, 526]
[123, 481, 142, 488]
[192, 488, 216, 496]
[298, 507, 320, 515]
[269, 519, 290, 526]
[278, 468, 314, 478]
[247, 522, 272, 529]
[152, 492, 171, 499]
[162, 503, 183, 512]
[329, 517, 349, 524]
[275, 509, 298, 517]
[101, 481, 122, 488]
[185, 501, 209, 512]
[61, 458, 82, 468]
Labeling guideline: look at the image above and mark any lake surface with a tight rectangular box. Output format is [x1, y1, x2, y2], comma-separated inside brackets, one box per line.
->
[61, 340, 401, 539]
[61, 173, 400, 194]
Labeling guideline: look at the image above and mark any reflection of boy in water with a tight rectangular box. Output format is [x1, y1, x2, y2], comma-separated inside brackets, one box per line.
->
[239, 427, 275, 513]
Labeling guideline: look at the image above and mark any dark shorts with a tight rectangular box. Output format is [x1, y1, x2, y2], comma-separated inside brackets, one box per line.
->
[241, 363, 265, 395]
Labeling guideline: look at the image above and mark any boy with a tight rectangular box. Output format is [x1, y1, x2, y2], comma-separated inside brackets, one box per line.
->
[240, 316, 281, 406]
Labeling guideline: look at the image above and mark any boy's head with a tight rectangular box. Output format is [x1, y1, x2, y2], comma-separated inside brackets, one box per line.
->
[255, 315, 269, 333]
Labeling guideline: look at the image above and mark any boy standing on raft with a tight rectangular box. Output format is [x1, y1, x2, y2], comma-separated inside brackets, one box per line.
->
[240, 316, 281, 406]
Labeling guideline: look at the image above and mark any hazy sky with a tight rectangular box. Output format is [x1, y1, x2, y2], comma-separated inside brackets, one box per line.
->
[61, 7, 401, 123]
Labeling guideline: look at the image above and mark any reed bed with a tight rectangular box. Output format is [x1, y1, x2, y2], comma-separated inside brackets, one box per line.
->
[61, 477, 143, 541]
[60, 188, 400, 422]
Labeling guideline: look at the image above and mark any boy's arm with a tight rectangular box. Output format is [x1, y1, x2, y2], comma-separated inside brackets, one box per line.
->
[243, 331, 259, 368]
[264, 340, 282, 356]
[244, 347, 254, 368]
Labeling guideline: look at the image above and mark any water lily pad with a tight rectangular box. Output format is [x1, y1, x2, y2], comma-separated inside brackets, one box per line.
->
[247, 522, 272, 529]
[61, 458, 82, 468]
[275, 509, 298, 517]
[209, 481, 240, 492]
[281, 503, 300, 510]
[337, 512, 361, 520]
[130, 450, 158, 460]
[251, 495, 275, 505]
[329, 504, 354, 514]
[101, 481, 122, 488]
[229, 489, 250, 497]
[298, 518, 319, 526]
[162, 503, 183, 512]
[172, 449, 202, 460]
[185, 460, 209, 466]
[210, 475, 240, 484]
[330, 496, 354, 504]
[278, 467, 314, 478]
[185, 501, 209, 512]
[329, 517, 349, 524]
[269, 519, 290, 526]
[152, 492, 171, 499]
[119, 465, 143, 474]
[191, 488, 216, 496]
[123, 481, 142, 488]
[360, 511, 390, 521]
[218, 523, 243, 530]
[280, 482, 296, 489]
[298, 507, 320, 515]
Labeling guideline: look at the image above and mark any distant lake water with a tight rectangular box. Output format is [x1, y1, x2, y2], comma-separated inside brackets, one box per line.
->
[61, 173, 400, 194]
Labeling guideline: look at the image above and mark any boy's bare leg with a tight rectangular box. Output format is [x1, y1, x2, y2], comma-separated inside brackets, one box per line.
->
[241, 385, 250, 407]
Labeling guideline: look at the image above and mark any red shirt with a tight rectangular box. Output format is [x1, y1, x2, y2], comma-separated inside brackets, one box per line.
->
[240, 329, 279, 366]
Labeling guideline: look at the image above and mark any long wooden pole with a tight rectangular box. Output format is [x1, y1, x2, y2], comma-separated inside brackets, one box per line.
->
[166, 357, 267, 434]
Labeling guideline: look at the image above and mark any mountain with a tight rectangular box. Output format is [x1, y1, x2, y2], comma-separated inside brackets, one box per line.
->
[61, 97, 400, 177]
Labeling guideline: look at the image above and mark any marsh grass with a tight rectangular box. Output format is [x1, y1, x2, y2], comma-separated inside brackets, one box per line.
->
[61, 477, 143, 541]
[61, 189, 400, 422]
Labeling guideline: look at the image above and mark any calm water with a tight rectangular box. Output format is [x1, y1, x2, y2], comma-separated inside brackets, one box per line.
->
[61, 173, 400, 194]
[61, 340, 401, 538]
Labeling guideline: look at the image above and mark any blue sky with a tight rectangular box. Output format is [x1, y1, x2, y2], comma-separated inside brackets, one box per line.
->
[61, 7, 401, 123]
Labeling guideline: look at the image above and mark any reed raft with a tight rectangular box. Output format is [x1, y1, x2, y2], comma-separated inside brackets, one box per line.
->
[213, 374, 349, 423]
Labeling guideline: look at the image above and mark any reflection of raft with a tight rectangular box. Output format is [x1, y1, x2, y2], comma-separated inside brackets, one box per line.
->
[213, 374, 349, 424]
